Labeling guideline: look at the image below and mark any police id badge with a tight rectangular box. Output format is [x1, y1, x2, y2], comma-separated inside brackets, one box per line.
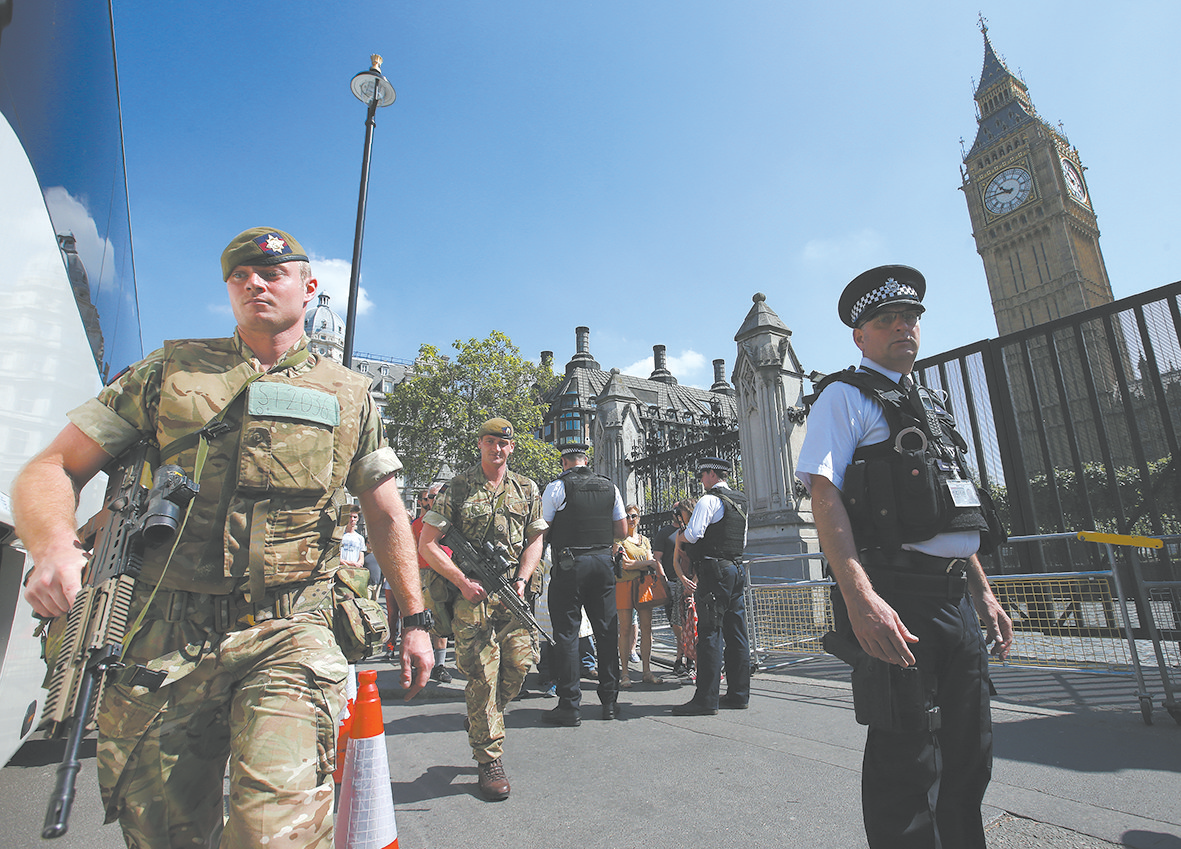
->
[946, 479, 981, 508]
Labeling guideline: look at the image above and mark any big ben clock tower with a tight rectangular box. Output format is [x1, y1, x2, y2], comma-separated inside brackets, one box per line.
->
[960, 19, 1115, 336]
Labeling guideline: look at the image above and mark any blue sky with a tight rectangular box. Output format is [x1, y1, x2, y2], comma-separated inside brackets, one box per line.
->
[114, 1, 1180, 388]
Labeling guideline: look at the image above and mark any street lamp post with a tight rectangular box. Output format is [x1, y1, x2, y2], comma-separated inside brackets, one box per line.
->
[343, 54, 396, 369]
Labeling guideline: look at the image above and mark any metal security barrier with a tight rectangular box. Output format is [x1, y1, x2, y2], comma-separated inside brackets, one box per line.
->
[735, 535, 1181, 725]
[1001, 532, 1179, 725]
[744, 552, 832, 672]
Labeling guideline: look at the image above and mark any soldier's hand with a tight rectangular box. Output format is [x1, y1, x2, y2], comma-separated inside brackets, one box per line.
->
[460, 577, 487, 604]
[399, 626, 434, 701]
[847, 589, 919, 667]
[24, 540, 88, 618]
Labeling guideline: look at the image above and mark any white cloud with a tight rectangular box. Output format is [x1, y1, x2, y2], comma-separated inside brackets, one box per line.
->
[309, 254, 374, 317]
[43, 186, 124, 302]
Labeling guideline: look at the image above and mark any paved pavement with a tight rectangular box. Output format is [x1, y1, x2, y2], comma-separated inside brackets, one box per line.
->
[2, 652, 1178, 849]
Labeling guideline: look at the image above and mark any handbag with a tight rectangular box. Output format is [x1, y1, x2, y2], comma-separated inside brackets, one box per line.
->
[632, 570, 670, 610]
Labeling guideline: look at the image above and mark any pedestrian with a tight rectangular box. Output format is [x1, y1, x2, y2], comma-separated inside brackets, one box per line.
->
[796, 264, 1013, 848]
[540, 443, 628, 725]
[615, 505, 664, 686]
[418, 418, 546, 801]
[651, 502, 688, 674]
[671, 458, 751, 715]
[13, 226, 432, 847]
[340, 505, 367, 570]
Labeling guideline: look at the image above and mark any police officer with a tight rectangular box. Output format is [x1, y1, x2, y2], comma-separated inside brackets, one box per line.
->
[14, 227, 432, 847]
[541, 443, 628, 725]
[418, 418, 547, 801]
[671, 457, 751, 716]
[796, 265, 1013, 848]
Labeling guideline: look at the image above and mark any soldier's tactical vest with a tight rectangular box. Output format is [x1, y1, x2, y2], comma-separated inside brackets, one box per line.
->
[806, 367, 1004, 555]
[139, 337, 373, 594]
[698, 488, 748, 561]
[546, 466, 615, 551]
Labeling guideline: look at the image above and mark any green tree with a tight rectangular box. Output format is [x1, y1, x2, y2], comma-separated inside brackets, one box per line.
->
[989, 456, 1180, 537]
[384, 331, 561, 490]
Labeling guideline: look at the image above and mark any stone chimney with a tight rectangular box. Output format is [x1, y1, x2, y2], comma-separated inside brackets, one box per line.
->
[565, 326, 601, 375]
[710, 358, 734, 396]
[540, 351, 554, 371]
[648, 344, 676, 384]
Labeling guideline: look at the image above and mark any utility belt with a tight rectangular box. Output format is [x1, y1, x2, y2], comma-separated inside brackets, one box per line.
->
[696, 555, 742, 582]
[141, 567, 387, 661]
[148, 578, 334, 634]
[556, 545, 613, 574]
[861, 548, 969, 600]
[562, 545, 612, 554]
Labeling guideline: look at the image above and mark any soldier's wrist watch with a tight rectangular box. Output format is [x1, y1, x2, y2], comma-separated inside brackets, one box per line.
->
[401, 610, 434, 631]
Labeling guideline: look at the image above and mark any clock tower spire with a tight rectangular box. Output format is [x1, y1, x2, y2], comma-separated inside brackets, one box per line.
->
[960, 20, 1114, 336]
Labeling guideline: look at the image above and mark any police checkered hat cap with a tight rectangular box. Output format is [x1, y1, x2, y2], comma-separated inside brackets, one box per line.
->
[697, 456, 731, 473]
[478, 418, 514, 439]
[559, 442, 589, 457]
[221, 227, 309, 281]
[838, 265, 926, 328]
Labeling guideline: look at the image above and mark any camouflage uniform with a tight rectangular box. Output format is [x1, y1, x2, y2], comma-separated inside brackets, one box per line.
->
[68, 331, 398, 848]
[423, 464, 545, 763]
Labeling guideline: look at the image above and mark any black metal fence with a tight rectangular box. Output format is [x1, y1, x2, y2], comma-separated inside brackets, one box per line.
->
[626, 425, 741, 539]
[915, 280, 1181, 579]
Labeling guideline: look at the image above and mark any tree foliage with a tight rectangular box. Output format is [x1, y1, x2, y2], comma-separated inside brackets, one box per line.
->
[383, 331, 561, 491]
[988, 456, 1180, 537]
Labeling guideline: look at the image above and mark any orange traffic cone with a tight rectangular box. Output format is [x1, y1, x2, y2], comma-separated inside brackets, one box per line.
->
[335, 669, 398, 849]
[334, 665, 358, 784]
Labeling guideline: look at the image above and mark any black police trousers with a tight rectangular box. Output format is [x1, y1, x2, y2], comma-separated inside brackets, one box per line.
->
[691, 557, 750, 709]
[833, 584, 993, 849]
[547, 548, 620, 711]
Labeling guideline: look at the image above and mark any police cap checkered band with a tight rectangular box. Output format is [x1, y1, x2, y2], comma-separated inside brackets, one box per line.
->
[221, 227, 309, 280]
[478, 418, 514, 439]
[559, 443, 589, 456]
[838, 264, 927, 328]
[697, 456, 731, 472]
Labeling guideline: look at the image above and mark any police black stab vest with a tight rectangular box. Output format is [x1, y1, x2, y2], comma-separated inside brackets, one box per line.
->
[547, 466, 615, 550]
[805, 367, 1003, 554]
[699, 488, 748, 561]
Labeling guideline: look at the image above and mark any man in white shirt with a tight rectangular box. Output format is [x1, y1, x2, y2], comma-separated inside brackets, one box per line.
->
[796, 264, 1012, 849]
[340, 506, 366, 569]
[670, 457, 750, 716]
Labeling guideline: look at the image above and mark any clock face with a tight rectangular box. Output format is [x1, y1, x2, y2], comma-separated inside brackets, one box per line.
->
[983, 166, 1033, 215]
[1061, 158, 1088, 204]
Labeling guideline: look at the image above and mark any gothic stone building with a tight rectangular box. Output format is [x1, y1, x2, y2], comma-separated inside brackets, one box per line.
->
[539, 326, 738, 514]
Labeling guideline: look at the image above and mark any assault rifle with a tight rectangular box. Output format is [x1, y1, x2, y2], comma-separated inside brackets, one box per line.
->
[440, 529, 553, 645]
[38, 441, 198, 838]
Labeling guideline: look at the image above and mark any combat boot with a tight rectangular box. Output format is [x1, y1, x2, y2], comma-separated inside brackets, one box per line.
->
[478, 757, 511, 801]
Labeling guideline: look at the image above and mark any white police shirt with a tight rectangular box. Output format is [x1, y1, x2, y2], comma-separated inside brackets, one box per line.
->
[541, 476, 627, 524]
[683, 481, 747, 547]
[796, 356, 979, 559]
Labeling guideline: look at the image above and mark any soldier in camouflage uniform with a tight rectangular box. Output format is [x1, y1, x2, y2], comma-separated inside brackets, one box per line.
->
[14, 227, 434, 848]
[418, 418, 546, 801]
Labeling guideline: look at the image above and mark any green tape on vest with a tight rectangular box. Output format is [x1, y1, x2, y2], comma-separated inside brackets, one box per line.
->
[247, 382, 340, 426]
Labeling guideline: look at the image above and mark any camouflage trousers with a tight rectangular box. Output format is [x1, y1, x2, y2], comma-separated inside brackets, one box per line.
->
[96, 586, 347, 848]
[452, 594, 537, 763]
